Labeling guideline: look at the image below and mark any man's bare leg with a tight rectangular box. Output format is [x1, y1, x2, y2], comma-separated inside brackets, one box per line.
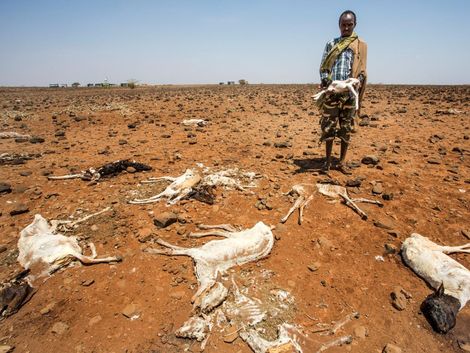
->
[323, 140, 333, 172]
[337, 140, 352, 175]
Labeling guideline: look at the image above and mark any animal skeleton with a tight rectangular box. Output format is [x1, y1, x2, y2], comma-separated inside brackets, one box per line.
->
[130, 167, 257, 204]
[146, 222, 274, 303]
[181, 119, 208, 127]
[281, 183, 382, 223]
[18, 214, 121, 284]
[401, 233, 470, 333]
[48, 159, 151, 181]
[0, 131, 31, 139]
[312, 78, 360, 110]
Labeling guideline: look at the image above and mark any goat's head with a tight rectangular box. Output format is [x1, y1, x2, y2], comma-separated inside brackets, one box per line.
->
[420, 283, 460, 333]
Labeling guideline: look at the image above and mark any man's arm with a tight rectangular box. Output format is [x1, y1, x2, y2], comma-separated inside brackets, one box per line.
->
[319, 41, 332, 88]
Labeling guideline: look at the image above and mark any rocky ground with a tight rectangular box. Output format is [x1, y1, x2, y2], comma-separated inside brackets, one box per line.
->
[0, 84, 469, 353]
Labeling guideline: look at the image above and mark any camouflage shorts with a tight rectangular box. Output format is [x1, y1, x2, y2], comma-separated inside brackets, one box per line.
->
[319, 93, 356, 143]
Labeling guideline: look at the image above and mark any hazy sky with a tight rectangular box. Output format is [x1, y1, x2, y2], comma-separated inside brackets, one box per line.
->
[0, 0, 469, 86]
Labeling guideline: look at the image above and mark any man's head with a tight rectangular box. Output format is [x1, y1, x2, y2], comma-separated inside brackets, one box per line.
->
[339, 10, 356, 37]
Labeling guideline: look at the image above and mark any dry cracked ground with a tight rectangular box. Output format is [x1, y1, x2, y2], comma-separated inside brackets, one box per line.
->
[0, 84, 469, 353]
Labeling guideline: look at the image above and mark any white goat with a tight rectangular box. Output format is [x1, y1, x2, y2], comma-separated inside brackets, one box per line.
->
[312, 78, 360, 110]
[18, 214, 121, 284]
[401, 233, 470, 333]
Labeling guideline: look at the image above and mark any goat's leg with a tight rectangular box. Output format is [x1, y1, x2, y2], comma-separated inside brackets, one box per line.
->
[48, 173, 84, 180]
[440, 243, 470, 254]
[74, 253, 121, 265]
[348, 86, 359, 110]
[142, 176, 176, 184]
[145, 238, 194, 256]
[338, 192, 368, 220]
[281, 196, 305, 224]
[299, 195, 314, 225]
[188, 230, 234, 238]
[351, 198, 384, 207]
[197, 224, 239, 232]
[315, 336, 353, 353]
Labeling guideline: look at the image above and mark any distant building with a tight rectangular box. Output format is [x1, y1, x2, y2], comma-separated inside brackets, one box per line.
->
[87, 83, 94, 87]
[227, 81, 235, 85]
[60, 84, 68, 88]
[94, 83, 103, 87]
[238, 79, 248, 85]
[49, 84, 59, 88]
[219, 82, 225, 85]
[120, 83, 129, 87]
[72, 82, 80, 88]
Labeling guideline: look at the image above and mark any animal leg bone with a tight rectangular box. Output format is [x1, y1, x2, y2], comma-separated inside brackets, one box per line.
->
[51, 207, 111, 232]
[142, 176, 177, 184]
[188, 230, 234, 238]
[281, 195, 305, 224]
[299, 195, 314, 225]
[350, 198, 383, 207]
[440, 243, 470, 254]
[197, 224, 239, 232]
[315, 335, 352, 353]
[47, 174, 84, 180]
[337, 192, 368, 220]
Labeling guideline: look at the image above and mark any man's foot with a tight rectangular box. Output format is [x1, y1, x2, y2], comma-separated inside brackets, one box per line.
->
[336, 163, 352, 175]
[321, 161, 331, 173]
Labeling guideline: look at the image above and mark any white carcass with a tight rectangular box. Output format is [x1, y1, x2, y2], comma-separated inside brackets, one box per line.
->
[181, 119, 208, 127]
[18, 214, 121, 284]
[401, 233, 470, 333]
[146, 222, 274, 305]
[312, 78, 360, 110]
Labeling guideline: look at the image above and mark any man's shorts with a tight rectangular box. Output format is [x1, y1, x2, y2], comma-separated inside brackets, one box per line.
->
[319, 92, 356, 143]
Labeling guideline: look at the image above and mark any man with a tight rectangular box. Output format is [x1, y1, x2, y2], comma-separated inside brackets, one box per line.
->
[318, 10, 367, 174]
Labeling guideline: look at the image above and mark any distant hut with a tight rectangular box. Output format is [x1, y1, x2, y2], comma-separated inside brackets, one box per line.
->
[72, 82, 80, 88]
[219, 82, 225, 85]
[238, 79, 248, 85]
[87, 83, 94, 87]
[49, 84, 59, 88]
[120, 83, 129, 87]
[227, 81, 235, 85]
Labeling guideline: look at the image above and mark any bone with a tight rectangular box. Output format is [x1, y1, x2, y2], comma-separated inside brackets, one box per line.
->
[181, 119, 208, 127]
[0, 131, 31, 139]
[327, 312, 360, 335]
[316, 183, 369, 220]
[401, 233, 470, 332]
[50, 207, 111, 232]
[175, 315, 210, 342]
[146, 222, 274, 303]
[315, 335, 352, 353]
[281, 184, 316, 225]
[197, 224, 240, 232]
[239, 324, 303, 353]
[18, 214, 121, 284]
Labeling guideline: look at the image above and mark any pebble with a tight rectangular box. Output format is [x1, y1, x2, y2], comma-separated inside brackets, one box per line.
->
[29, 136, 45, 144]
[9, 204, 29, 216]
[353, 325, 367, 339]
[384, 243, 398, 254]
[461, 229, 470, 240]
[126, 166, 137, 173]
[153, 211, 179, 228]
[383, 343, 402, 353]
[346, 178, 362, 187]
[81, 279, 95, 287]
[391, 287, 408, 311]
[373, 219, 394, 230]
[427, 158, 441, 165]
[223, 325, 239, 343]
[169, 290, 185, 300]
[372, 183, 383, 195]
[307, 262, 320, 272]
[121, 303, 139, 318]
[51, 321, 69, 334]
[0, 182, 12, 194]
[361, 155, 379, 165]
[40, 302, 56, 315]
[88, 315, 102, 326]
[0, 346, 14, 353]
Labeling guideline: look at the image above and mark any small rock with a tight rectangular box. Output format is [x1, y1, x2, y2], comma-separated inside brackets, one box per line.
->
[461, 229, 470, 240]
[346, 178, 362, 187]
[0, 245, 7, 254]
[427, 158, 441, 165]
[382, 193, 394, 201]
[88, 315, 102, 326]
[372, 183, 383, 195]
[81, 279, 95, 287]
[40, 302, 56, 315]
[353, 325, 367, 339]
[169, 290, 185, 300]
[51, 321, 69, 334]
[384, 243, 398, 254]
[126, 166, 137, 173]
[373, 219, 394, 230]
[391, 287, 407, 311]
[0, 182, 12, 194]
[90, 224, 98, 232]
[29, 136, 45, 144]
[9, 204, 29, 216]
[153, 212, 179, 228]
[383, 343, 402, 353]
[308, 262, 320, 272]
[0, 345, 14, 353]
[122, 303, 139, 318]
[223, 325, 239, 343]
[361, 155, 379, 165]
[274, 141, 289, 148]
[458, 340, 470, 352]
[118, 139, 128, 145]
[266, 343, 298, 353]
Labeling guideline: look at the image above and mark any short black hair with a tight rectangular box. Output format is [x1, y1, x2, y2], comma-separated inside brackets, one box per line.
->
[339, 10, 357, 25]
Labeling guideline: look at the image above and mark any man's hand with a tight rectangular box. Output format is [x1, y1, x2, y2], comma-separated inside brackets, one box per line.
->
[321, 78, 332, 89]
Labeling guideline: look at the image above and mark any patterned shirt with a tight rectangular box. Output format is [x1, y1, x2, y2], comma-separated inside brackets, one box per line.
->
[320, 37, 354, 81]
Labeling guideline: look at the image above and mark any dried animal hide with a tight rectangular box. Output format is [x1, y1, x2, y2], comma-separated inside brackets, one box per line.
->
[0, 131, 31, 139]
[0, 271, 34, 320]
[402, 233, 470, 333]
[18, 214, 121, 284]
[0, 152, 42, 165]
[48, 159, 152, 181]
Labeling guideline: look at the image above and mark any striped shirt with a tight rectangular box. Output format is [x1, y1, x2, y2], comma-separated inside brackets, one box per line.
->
[320, 37, 354, 81]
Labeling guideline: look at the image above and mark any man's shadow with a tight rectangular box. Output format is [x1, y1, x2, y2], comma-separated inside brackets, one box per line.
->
[293, 157, 327, 174]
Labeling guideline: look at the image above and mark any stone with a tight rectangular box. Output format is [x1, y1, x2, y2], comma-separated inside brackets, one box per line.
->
[383, 343, 402, 353]
[40, 302, 56, 315]
[0, 346, 14, 353]
[169, 290, 185, 300]
[9, 204, 29, 216]
[384, 243, 398, 254]
[391, 287, 407, 311]
[51, 321, 69, 334]
[382, 193, 394, 201]
[121, 303, 139, 318]
[29, 136, 45, 144]
[267, 343, 298, 353]
[88, 315, 102, 326]
[81, 279, 95, 287]
[0, 245, 6, 254]
[308, 262, 320, 272]
[372, 183, 383, 195]
[346, 178, 362, 187]
[126, 166, 137, 173]
[274, 141, 289, 148]
[153, 212, 179, 228]
[458, 341, 470, 352]
[353, 325, 367, 339]
[223, 325, 239, 343]
[461, 229, 470, 240]
[427, 158, 441, 165]
[373, 219, 394, 230]
[0, 182, 12, 194]
[361, 155, 379, 165]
